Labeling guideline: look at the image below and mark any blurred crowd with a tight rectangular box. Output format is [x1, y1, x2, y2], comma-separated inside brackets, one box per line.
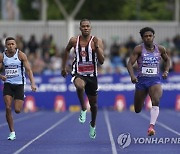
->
[0, 33, 180, 75]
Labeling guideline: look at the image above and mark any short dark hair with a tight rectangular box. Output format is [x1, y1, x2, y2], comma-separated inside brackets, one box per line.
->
[80, 18, 90, 26]
[139, 27, 155, 37]
[5, 37, 16, 43]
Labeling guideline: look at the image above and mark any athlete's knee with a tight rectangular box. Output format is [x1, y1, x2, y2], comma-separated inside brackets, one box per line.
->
[90, 102, 97, 110]
[75, 84, 84, 91]
[15, 109, 21, 114]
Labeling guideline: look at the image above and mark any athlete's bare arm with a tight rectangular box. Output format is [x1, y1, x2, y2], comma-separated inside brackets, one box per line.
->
[0, 53, 6, 81]
[158, 45, 170, 79]
[127, 45, 142, 83]
[0, 53, 3, 69]
[19, 51, 36, 91]
[93, 37, 104, 65]
[61, 37, 77, 77]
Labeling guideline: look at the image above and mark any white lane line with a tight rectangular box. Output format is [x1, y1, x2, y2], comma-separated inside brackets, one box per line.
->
[13, 112, 74, 154]
[103, 109, 117, 154]
[140, 112, 180, 136]
[0, 112, 43, 128]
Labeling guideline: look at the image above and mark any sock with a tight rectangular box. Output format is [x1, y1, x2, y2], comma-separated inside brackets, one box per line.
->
[150, 106, 159, 125]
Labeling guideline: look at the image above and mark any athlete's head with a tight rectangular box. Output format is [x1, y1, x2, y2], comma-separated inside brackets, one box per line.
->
[5, 37, 17, 52]
[139, 27, 155, 38]
[140, 27, 155, 45]
[79, 18, 91, 37]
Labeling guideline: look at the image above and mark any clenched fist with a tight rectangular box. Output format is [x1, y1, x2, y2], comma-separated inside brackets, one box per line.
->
[93, 36, 99, 49]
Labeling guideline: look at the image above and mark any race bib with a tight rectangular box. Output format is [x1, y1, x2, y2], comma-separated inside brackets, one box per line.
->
[142, 67, 157, 75]
[78, 62, 94, 74]
[5, 68, 19, 78]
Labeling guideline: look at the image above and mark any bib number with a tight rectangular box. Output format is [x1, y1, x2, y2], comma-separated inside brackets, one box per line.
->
[78, 62, 94, 74]
[5, 68, 19, 78]
[142, 67, 157, 75]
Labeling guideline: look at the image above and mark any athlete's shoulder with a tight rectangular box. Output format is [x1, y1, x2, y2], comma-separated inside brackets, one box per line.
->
[133, 44, 143, 53]
[68, 36, 78, 47]
[70, 36, 78, 43]
[157, 44, 166, 50]
[18, 50, 27, 61]
[156, 44, 166, 53]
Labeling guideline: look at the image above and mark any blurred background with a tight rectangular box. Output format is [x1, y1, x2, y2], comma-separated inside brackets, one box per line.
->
[0, 0, 180, 112]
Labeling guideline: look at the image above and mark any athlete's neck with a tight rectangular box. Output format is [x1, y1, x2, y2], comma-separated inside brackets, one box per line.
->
[6, 50, 16, 57]
[81, 35, 90, 41]
[145, 44, 154, 51]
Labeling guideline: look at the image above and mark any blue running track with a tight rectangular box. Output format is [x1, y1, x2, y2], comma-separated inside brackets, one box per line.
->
[0, 109, 179, 154]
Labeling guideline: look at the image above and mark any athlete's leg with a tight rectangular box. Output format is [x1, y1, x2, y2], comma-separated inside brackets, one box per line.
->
[134, 89, 148, 113]
[149, 84, 162, 106]
[74, 77, 86, 111]
[4, 95, 14, 132]
[14, 99, 24, 114]
[87, 95, 97, 127]
[87, 95, 97, 139]
[148, 84, 162, 126]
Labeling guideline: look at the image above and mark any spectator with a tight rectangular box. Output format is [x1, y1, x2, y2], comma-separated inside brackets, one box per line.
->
[27, 35, 39, 55]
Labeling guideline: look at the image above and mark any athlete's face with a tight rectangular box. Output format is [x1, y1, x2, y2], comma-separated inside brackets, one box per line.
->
[80, 21, 91, 37]
[5, 40, 17, 53]
[142, 31, 155, 45]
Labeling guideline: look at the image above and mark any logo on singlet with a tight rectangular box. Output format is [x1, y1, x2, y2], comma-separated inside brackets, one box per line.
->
[80, 51, 87, 57]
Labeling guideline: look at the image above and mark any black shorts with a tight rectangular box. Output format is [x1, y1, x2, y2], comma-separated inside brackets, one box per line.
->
[74, 75, 98, 96]
[3, 83, 24, 100]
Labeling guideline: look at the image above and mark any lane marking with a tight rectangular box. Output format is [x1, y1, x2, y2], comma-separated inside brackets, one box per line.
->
[103, 109, 117, 154]
[13, 112, 74, 154]
[140, 112, 180, 136]
[0, 112, 43, 128]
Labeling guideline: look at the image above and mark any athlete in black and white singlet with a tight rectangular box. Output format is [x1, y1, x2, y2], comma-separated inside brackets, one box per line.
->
[71, 35, 98, 77]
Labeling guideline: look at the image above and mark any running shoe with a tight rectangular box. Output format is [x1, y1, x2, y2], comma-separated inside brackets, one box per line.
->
[79, 110, 87, 123]
[7, 132, 16, 140]
[147, 125, 155, 136]
[89, 124, 96, 139]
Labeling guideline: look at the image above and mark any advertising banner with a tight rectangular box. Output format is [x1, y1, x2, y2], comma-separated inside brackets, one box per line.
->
[0, 73, 179, 110]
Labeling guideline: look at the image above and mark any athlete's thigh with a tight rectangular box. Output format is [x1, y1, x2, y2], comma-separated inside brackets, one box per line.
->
[85, 77, 98, 96]
[134, 89, 148, 111]
[14, 84, 24, 100]
[73, 76, 85, 88]
[3, 83, 14, 107]
[148, 84, 162, 105]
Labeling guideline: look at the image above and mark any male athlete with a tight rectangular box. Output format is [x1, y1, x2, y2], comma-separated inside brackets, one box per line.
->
[127, 27, 170, 136]
[0, 37, 36, 140]
[61, 19, 104, 139]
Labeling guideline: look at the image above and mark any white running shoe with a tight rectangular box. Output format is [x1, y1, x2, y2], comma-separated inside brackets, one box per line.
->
[7, 132, 16, 140]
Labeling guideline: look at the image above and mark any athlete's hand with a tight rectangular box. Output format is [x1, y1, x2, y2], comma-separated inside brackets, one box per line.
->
[131, 76, 138, 84]
[61, 69, 68, 78]
[0, 75, 7, 81]
[162, 71, 168, 79]
[93, 36, 99, 50]
[31, 84, 37, 92]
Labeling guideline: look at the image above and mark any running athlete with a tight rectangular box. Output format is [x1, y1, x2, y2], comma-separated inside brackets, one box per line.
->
[127, 27, 170, 136]
[0, 37, 36, 140]
[61, 19, 104, 139]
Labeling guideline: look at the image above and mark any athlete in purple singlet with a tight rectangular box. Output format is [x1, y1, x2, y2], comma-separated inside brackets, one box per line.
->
[127, 27, 170, 136]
